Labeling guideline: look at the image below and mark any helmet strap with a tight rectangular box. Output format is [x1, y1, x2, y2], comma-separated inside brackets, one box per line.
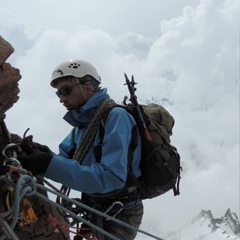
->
[74, 78, 88, 103]
[77, 84, 88, 103]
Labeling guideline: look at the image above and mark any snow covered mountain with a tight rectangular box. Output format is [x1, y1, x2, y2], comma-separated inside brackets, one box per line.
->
[137, 209, 240, 240]
[166, 209, 240, 240]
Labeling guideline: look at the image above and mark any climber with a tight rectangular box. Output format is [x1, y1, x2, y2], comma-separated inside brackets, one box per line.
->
[17, 59, 143, 240]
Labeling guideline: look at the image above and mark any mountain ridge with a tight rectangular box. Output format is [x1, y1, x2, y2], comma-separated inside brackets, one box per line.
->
[166, 208, 240, 240]
[136, 208, 240, 240]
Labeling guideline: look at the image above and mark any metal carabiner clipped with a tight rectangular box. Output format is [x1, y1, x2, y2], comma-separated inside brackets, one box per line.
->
[104, 201, 123, 218]
[3, 157, 21, 167]
[2, 144, 30, 177]
[2, 143, 18, 159]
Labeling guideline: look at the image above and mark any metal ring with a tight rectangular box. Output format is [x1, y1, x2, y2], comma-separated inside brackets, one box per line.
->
[3, 157, 21, 166]
[2, 143, 17, 158]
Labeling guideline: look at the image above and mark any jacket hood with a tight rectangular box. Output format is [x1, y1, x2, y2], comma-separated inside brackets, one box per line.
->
[63, 88, 110, 127]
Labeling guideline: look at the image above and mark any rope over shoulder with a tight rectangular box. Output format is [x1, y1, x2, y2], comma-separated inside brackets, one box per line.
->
[56, 98, 117, 225]
[73, 98, 116, 164]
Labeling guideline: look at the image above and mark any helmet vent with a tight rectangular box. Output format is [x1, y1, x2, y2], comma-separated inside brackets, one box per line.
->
[69, 63, 81, 69]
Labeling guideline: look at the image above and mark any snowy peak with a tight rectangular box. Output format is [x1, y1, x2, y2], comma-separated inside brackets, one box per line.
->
[192, 209, 214, 222]
[193, 209, 240, 238]
[166, 209, 240, 240]
[214, 208, 240, 237]
[191, 209, 218, 233]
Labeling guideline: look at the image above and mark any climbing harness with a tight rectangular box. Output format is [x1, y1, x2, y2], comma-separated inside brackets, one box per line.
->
[36, 184, 164, 240]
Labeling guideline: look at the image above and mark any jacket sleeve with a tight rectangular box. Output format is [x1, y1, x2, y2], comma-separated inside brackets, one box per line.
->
[45, 107, 141, 194]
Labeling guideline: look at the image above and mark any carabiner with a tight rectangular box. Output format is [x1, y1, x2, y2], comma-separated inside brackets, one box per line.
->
[2, 157, 30, 177]
[104, 201, 123, 218]
[2, 143, 17, 158]
[3, 157, 21, 167]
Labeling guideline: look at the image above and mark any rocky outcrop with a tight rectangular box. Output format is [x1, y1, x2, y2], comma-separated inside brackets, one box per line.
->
[0, 36, 20, 122]
[0, 36, 69, 240]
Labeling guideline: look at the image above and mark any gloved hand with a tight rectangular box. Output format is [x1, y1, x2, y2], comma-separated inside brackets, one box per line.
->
[17, 133, 51, 154]
[32, 142, 51, 153]
[17, 146, 53, 175]
[0, 165, 8, 175]
[18, 140, 51, 154]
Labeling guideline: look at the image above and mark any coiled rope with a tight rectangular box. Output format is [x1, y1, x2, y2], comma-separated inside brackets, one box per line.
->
[0, 175, 36, 240]
[0, 174, 164, 240]
[73, 98, 116, 163]
[36, 184, 163, 239]
[0, 116, 164, 240]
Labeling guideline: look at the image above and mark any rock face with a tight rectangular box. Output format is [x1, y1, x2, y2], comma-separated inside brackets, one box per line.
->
[0, 36, 20, 121]
[0, 37, 69, 240]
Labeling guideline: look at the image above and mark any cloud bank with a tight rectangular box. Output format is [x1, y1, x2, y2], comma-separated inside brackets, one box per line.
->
[1, 0, 239, 233]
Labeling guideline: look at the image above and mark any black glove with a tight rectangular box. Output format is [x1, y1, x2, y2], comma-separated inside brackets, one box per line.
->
[17, 147, 53, 175]
[32, 142, 51, 153]
[17, 133, 51, 154]
[0, 166, 8, 175]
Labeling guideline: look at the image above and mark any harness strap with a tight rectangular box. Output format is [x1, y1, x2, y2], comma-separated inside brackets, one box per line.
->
[95, 215, 104, 240]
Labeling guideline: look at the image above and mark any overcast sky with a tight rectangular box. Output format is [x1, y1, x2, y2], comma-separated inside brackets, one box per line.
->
[1, 0, 239, 236]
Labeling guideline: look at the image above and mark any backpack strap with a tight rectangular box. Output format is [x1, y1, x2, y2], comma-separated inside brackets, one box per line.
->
[96, 106, 141, 201]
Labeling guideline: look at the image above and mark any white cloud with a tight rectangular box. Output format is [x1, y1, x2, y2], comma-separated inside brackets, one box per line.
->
[1, 0, 239, 235]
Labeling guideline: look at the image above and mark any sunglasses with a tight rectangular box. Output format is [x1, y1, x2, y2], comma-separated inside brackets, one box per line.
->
[56, 83, 80, 98]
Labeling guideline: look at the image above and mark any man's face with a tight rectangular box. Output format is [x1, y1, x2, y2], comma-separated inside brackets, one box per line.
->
[55, 77, 86, 111]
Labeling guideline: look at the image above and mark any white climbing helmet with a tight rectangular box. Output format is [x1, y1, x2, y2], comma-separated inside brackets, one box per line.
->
[50, 59, 101, 87]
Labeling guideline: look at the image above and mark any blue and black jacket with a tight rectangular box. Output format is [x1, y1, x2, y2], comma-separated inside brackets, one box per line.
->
[45, 88, 142, 206]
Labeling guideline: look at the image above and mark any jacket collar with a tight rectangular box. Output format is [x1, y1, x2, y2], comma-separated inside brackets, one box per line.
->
[63, 88, 110, 127]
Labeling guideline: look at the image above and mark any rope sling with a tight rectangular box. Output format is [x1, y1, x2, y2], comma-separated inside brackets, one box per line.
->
[73, 98, 116, 163]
